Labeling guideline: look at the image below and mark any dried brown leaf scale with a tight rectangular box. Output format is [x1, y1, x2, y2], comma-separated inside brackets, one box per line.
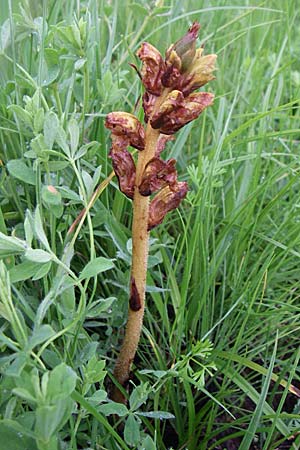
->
[129, 277, 142, 311]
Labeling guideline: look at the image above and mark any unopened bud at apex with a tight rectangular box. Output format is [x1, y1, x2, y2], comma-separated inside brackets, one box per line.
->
[166, 22, 200, 72]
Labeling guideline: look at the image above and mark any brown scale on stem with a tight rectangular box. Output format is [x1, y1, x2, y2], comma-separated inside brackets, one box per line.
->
[105, 22, 217, 403]
[129, 277, 141, 311]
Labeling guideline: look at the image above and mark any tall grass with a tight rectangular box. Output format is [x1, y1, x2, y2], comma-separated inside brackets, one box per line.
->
[0, 1, 300, 449]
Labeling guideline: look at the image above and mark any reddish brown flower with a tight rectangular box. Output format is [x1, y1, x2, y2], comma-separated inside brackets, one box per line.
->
[142, 92, 157, 122]
[105, 112, 145, 150]
[136, 42, 165, 95]
[151, 90, 214, 134]
[156, 134, 174, 156]
[161, 51, 182, 89]
[109, 145, 136, 199]
[139, 157, 177, 196]
[148, 181, 188, 230]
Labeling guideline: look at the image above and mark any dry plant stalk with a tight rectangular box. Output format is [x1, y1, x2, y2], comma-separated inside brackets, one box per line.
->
[105, 22, 217, 403]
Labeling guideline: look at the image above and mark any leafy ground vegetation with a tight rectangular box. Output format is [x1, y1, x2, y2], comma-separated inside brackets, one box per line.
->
[0, 1, 300, 449]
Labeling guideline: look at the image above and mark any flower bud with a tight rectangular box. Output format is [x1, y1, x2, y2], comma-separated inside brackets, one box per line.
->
[109, 145, 136, 199]
[139, 157, 177, 196]
[166, 22, 200, 72]
[136, 42, 165, 95]
[105, 112, 145, 150]
[151, 91, 214, 135]
[148, 181, 188, 230]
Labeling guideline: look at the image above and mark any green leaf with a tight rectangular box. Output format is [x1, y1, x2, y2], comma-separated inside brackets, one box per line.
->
[124, 414, 140, 447]
[84, 356, 106, 384]
[35, 398, 74, 442]
[55, 125, 70, 156]
[0, 421, 37, 450]
[79, 257, 114, 280]
[0, 232, 26, 257]
[1, 19, 11, 51]
[47, 161, 69, 171]
[12, 387, 36, 403]
[8, 105, 32, 130]
[136, 411, 175, 420]
[86, 389, 107, 404]
[81, 169, 93, 197]
[74, 58, 86, 71]
[58, 285, 75, 317]
[46, 363, 77, 402]
[34, 206, 50, 250]
[71, 390, 130, 450]
[98, 402, 128, 417]
[57, 186, 81, 201]
[41, 185, 62, 206]
[30, 134, 48, 159]
[31, 261, 52, 280]
[36, 435, 57, 450]
[86, 297, 116, 318]
[42, 48, 60, 86]
[24, 249, 52, 263]
[43, 111, 59, 150]
[5, 353, 28, 377]
[6, 160, 35, 185]
[24, 213, 33, 246]
[68, 119, 79, 156]
[33, 108, 44, 134]
[129, 383, 150, 411]
[9, 261, 41, 283]
[140, 435, 156, 450]
[27, 325, 55, 351]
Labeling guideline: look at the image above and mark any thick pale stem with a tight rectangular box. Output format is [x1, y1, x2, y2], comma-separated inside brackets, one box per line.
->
[112, 93, 169, 403]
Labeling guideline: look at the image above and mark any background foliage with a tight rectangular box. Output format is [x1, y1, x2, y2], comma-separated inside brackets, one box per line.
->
[0, 0, 300, 449]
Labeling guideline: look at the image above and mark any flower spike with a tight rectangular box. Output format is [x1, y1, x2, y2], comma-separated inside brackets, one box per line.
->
[106, 22, 216, 404]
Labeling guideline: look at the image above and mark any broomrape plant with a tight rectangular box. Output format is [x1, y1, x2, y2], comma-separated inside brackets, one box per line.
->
[105, 23, 216, 403]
